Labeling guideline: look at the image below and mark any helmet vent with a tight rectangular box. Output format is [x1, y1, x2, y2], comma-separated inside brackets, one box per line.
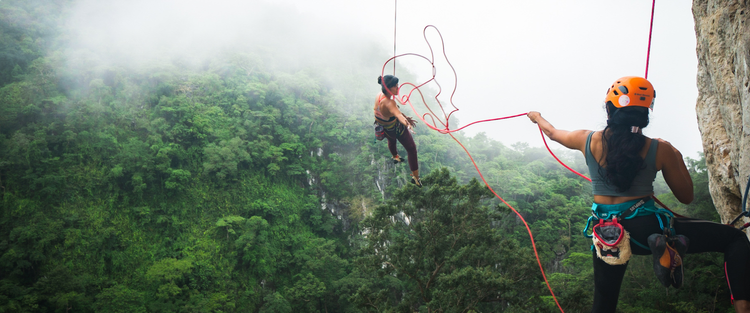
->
[618, 86, 629, 94]
[639, 87, 648, 90]
[640, 97, 646, 101]
[613, 90, 619, 96]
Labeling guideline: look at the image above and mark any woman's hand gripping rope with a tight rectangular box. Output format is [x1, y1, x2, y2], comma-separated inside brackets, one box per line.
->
[382, 25, 567, 312]
[404, 114, 418, 133]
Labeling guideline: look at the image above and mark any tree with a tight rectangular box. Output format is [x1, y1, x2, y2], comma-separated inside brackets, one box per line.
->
[358, 168, 544, 312]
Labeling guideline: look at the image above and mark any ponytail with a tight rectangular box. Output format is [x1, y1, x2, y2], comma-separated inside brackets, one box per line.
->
[600, 103, 650, 192]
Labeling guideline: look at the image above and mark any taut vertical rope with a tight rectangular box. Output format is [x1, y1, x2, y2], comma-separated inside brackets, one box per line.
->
[645, 0, 656, 79]
[393, 0, 397, 75]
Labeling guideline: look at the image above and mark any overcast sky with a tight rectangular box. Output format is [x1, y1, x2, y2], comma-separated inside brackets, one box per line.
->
[67, 0, 702, 157]
[278, 0, 702, 157]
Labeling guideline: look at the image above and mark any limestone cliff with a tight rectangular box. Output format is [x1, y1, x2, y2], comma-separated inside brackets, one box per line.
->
[693, 0, 750, 225]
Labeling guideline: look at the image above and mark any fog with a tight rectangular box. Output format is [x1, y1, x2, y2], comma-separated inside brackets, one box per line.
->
[274, 0, 703, 156]
[61, 0, 702, 156]
[65, 0, 382, 74]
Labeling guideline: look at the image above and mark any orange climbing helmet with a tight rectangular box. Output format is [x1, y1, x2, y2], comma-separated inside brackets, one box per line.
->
[604, 76, 656, 110]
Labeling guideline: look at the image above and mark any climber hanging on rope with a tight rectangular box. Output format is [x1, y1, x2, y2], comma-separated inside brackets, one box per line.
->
[374, 75, 421, 187]
[528, 76, 750, 313]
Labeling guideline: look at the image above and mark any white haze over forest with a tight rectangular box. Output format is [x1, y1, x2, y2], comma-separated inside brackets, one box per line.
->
[62, 0, 702, 157]
[65, 0, 379, 71]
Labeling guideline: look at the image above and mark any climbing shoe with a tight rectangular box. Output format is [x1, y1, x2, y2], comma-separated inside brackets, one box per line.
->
[669, 235, 689, 288]
[410, 175, 422, 188]
[648, 233, 689, 288]
[392, 156, 405, 164]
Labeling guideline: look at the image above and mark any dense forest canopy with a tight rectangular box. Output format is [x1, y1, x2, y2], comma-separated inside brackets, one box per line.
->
[0, 1, 731, 312]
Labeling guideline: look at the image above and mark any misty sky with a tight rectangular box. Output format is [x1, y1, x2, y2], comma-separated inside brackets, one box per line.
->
[278, 0, 702, 156]
[66, 0, 702, 157]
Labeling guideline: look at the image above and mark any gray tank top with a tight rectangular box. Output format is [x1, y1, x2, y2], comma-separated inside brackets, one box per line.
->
[585, 131, 658, 196]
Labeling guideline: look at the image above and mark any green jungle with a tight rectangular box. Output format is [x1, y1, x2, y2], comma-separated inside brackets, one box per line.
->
[0, 1, 732, 312]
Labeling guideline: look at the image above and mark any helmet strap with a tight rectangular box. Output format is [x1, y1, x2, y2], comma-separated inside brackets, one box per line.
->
[631, 126, 640, 133]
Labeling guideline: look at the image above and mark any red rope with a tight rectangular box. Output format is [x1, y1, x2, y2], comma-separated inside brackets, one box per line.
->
[645, 0, 656, 79]
[380, 26, 565, 312]
[538, 126, 591, 182]
[381, 26, 459, 130]
[393, 0, 397, 75]
[447, 131, 566, 313]
[651, 194, 682, 217]
[538, 127, 678, 215]
[381, 16, 672, 309]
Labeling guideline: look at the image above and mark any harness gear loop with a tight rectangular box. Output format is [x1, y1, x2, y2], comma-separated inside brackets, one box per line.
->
[583, 198, 676, 246]
[664, 211, 676, 236]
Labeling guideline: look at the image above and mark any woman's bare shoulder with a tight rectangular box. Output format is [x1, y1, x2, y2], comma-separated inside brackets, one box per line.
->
[651, 138, 685, 168]
[571, 129, 596, 142]
[652, 138, 680, 153]
[383, 98, 400, 109]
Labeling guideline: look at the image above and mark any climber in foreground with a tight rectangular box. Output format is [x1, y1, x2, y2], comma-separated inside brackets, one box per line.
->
[528, 76, 750, 313]
[374, 75, 421, 187]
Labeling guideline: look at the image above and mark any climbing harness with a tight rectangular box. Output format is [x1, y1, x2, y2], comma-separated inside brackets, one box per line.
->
[583, 198, 676, 250]
[380, 1, 662, 311]
[581, 197, 689, 287]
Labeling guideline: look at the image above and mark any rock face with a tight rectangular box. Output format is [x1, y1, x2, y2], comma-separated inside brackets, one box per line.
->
[693, 0, 750, 226]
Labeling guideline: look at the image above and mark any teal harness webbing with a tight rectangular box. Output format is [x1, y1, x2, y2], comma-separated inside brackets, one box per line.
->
[583, 198, 675, 250]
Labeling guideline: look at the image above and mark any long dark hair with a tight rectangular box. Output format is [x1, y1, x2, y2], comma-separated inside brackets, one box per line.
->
[378, 75, 398, 95]
[600, 102, 650, 192]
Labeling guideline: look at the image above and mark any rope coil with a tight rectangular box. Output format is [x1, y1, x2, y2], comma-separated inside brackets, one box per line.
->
[382, 2, 662, 309]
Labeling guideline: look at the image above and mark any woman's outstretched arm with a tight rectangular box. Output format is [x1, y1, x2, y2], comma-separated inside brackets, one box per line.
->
[527, 111, 590, 153]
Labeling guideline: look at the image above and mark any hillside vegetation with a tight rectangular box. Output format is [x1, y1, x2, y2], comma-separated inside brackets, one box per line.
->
[0, 1, 729, 312]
